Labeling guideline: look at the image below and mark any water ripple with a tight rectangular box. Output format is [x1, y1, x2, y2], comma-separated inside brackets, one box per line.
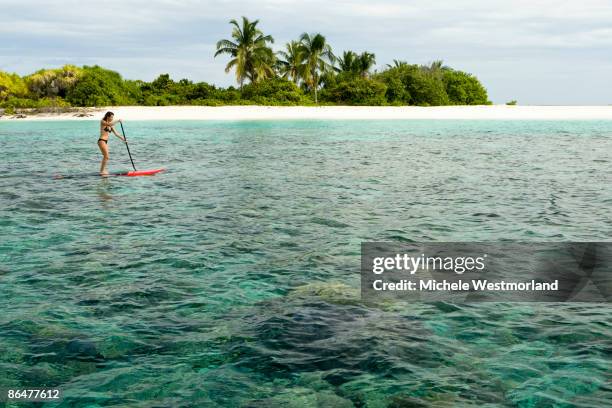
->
[0, 120, 611, 406]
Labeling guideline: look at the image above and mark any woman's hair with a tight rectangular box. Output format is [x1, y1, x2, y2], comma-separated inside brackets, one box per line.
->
[102, 111, 114, 121]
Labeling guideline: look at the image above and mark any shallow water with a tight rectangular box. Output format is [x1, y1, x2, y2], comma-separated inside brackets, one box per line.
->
[0, 120, 611, 407]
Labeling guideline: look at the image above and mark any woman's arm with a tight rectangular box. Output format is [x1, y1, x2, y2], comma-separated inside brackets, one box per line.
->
[111, 127, 126, 142]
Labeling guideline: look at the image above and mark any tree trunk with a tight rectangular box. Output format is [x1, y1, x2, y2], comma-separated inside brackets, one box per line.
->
[313, 72, 318, 104]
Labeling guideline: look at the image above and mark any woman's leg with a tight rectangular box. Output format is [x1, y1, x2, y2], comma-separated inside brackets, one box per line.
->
[98, 141, 109, 175]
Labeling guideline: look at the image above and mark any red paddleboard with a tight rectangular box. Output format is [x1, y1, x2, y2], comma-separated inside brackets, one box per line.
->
[116, 168, 165, 177]
[53, 168, 165, 179]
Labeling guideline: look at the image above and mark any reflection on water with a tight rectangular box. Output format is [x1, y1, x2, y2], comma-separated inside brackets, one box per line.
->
[96, 177, 113, 205]
[0, 120, 611, 407]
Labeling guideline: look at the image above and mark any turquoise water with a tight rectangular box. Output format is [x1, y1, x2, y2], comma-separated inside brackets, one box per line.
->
[0, 120, 611, 407]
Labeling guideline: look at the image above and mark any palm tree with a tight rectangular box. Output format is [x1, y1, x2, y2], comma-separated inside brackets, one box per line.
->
[214, 16, 275, 87]
[337, 51, 376, 77]
[422, 60, 447, 78]
[337, 51, 358, 73]
[299, 33, 335, 103]
[251, 47, 276, 82]
[276, 41, 305, 84]
[356, 52, 376, 77]
[386, 59, 408, 69]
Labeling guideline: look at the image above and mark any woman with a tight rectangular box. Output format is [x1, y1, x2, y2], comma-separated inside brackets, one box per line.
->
[98, 111, 126, 175]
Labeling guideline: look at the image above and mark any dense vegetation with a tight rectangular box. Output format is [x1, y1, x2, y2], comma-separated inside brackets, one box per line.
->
[0, 17, 489, 111]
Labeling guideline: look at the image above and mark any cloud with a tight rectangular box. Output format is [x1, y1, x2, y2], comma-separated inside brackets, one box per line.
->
[1, 0, 611, 103]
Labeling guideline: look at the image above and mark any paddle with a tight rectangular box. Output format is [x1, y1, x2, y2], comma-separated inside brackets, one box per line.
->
[119, 122, 137, 171]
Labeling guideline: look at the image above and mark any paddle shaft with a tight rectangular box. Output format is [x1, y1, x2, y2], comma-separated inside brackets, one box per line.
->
[119, 122, 137, 171]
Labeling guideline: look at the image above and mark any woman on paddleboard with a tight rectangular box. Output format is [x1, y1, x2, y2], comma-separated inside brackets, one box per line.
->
[98, 111, 126, 175]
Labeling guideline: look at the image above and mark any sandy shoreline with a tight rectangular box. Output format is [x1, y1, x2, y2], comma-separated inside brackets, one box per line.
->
[2, 105, 612, 121]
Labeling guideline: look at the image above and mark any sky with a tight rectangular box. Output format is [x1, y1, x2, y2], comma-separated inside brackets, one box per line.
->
[1, 0, 611, 105]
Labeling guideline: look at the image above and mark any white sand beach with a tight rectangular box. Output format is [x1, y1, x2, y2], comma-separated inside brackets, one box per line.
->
[2, 105, 612, 121]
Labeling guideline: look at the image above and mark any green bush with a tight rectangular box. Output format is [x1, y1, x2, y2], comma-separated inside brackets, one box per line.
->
[375, 65, 449, 106]
[0, 97, 39, 108]
[138, 74, 234, 105]
[123, 79, 144, 104]
[0, 96, 70, 109]
[405, 69, 449, 106]
[380, 74, 411, 105]
[212, 87, 241, 103]
[241, 77, 309, 105]
[0, 71, 29, 100]
[66, 66, 137, 106]
[321, 73, 387, 105]
[443, 70, 489, 105]
[25, 65, 82, 98]
[190, 98, 226, 106]
[142, 94, 173, 106]
[1, 62, 490, 108]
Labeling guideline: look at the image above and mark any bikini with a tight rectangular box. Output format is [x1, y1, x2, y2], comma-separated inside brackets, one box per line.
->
[98, 126, 112, 144]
